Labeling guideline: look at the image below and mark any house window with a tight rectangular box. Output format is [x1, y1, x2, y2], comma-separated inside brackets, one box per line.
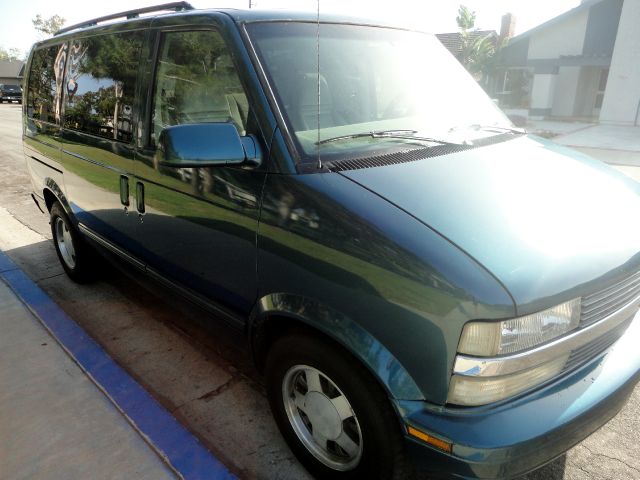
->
[496, 68, 533, 108]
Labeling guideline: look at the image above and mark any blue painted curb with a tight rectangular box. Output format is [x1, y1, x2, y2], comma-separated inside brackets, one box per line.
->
[0, 250, 236, 480]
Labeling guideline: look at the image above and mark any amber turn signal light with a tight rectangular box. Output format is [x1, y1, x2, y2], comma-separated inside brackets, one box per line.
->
[407, 426, 453, 453]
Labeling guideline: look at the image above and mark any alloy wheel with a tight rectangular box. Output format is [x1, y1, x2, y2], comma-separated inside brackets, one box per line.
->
[282, 364, 363, 471]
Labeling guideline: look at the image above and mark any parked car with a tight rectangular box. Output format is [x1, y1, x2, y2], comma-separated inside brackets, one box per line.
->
[22, 3, 640, 479]
[0, 83, 22, 103]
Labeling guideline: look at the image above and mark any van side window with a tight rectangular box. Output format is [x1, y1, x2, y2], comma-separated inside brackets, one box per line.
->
[63, 32, 143, 142]
[27, 44, 67, 125]
[151, 30, 248, 146]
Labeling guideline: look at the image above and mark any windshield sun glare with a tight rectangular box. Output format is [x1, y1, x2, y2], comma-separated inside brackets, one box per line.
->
[247, 22, 511, 163]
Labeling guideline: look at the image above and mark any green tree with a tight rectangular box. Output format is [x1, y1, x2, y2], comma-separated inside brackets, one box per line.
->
[456, 5, 497, 87]
[0, 47, 23, 61]
[32, 14, 66, 37]
[456, 5, 477, 30]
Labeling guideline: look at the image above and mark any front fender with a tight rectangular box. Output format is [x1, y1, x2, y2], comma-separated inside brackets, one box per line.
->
[250, 292, 425, 401]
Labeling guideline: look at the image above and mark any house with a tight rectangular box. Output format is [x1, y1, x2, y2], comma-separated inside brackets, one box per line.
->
[0, 60, 25, 87]
[494, 0, 640, 125]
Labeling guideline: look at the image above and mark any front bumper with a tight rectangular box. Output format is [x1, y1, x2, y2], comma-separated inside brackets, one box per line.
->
[396, 310, 640, 479]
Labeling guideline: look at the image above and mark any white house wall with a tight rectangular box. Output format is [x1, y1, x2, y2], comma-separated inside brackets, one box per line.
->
[527, 9, 589, 59]
[600, 0, 640, 124]
[530, 74, 557, 118]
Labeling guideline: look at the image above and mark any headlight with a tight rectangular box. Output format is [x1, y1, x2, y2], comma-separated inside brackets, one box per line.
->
[458, 299, 581, 356]
[448, 299, 581, 406]
[448, 354, 569, 406]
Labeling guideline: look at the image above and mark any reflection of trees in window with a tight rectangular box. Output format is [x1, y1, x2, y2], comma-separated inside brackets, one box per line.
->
[64, 32, 143, 142]
[27, 44, 66, 124]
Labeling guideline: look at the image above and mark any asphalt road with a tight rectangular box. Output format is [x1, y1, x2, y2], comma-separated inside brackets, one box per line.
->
[1, 103, 639, 480]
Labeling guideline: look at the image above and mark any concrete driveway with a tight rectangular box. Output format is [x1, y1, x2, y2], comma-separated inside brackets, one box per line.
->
[1, 102, 639, 479]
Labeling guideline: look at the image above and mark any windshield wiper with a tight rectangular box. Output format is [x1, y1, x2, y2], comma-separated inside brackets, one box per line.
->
[316, 130, 461, 146]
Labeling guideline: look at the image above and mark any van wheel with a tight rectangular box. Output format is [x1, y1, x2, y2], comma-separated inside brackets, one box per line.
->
[50, 202, 96, 283]
[265, 333, 412, 479]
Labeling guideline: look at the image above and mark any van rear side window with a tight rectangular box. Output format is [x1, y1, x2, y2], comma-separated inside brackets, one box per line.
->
[63, 32, 143, 142]
[27, 44, 66, 125]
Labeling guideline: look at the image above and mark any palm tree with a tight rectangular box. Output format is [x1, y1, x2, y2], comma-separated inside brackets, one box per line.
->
[456, 5, 498, 88]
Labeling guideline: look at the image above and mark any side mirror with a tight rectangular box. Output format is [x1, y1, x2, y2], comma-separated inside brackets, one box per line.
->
[156, 123, 262, 168]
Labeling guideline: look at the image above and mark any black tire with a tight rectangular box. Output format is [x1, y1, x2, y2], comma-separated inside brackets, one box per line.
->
[265, 332, 412, 480]
[50, 201, 97, 283]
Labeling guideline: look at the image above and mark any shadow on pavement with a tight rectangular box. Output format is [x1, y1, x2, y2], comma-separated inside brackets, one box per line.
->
[5, 237, 254, 378]
[519, 454, 566, 480]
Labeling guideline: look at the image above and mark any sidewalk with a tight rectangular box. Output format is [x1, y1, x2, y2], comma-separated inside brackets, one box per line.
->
[554, 124, 640, 168]
[0, 277, 177, 479]
[525, 119, 640, 167]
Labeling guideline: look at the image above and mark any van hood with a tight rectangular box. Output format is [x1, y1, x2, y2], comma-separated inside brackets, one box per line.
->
[340, 135, 640, 314]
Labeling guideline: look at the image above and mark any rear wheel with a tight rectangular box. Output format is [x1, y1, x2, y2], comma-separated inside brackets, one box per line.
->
[265, 332, 412, 479]
[50, 201, 96, 283]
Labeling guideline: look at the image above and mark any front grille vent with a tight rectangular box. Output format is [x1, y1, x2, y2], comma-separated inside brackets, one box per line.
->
[581, 270, 640, 327]
[565, 316, 633, 371]
[559, 270, 640, 375]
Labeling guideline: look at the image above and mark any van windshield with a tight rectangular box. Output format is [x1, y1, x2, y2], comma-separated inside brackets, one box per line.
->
[247, 22, 513, 164]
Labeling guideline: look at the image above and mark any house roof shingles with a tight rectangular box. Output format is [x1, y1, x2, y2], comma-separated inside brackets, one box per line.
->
[436, 30, 497, 57]
[0, 60, 25, 79]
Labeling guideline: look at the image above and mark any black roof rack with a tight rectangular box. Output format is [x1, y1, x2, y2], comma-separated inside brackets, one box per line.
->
[54, 2, 195, 36]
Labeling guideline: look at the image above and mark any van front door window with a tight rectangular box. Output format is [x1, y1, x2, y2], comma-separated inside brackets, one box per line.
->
[150, 30, 248, 147]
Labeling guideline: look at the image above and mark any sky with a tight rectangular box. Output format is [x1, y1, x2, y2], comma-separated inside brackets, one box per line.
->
[0, 0, 581, 58]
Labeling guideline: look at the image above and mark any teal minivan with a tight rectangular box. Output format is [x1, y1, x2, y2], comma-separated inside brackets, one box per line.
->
[23, 3, 640, 478]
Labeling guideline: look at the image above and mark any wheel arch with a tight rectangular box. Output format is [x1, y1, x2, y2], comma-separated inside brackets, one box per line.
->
[42, 178, 73, 218]
[42, 188, 57, 212]
[249, 292, 425, 401]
